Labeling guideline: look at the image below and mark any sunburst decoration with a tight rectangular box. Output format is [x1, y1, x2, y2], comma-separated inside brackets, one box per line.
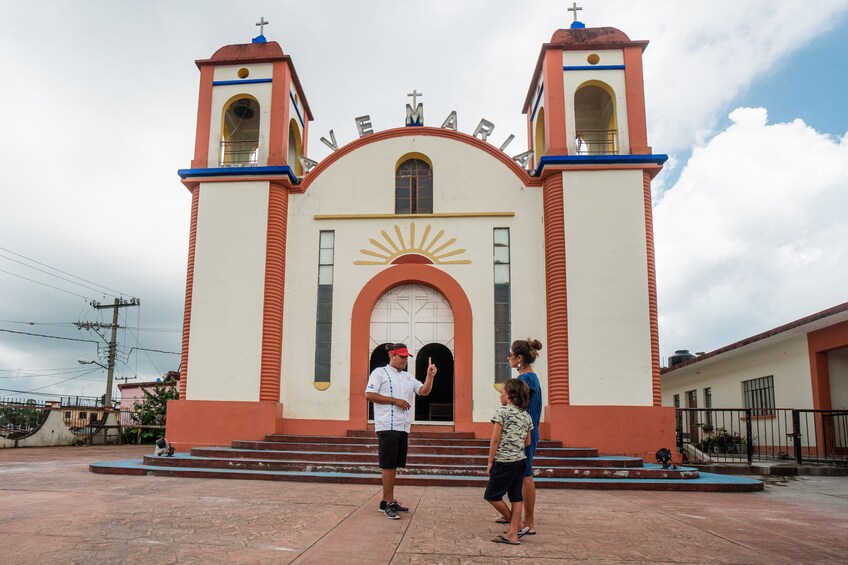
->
[355, 222, 471, 265]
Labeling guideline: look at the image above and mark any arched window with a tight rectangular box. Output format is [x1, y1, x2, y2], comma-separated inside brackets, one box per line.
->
[534, 108, 546, 166]
[221, 96, 260, 166]
[395, 158, 433, 214]
[288, 119, 302, 176]
[574, 82, 618, 155]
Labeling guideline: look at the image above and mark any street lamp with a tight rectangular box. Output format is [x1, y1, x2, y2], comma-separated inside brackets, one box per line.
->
[78, 358, 106, 369]
[78, 358, 114, 408]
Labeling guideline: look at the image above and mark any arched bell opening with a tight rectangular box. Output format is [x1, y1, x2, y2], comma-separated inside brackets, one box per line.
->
[220, 95, 260, 166]
[288, 119, 303, 176]
[534, 108, 546, 166]
[574, 82, 618, 155]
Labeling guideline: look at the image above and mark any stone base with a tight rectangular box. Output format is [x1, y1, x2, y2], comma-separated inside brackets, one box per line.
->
[546, 404, 677, 462]
[166, 400, 283, 450]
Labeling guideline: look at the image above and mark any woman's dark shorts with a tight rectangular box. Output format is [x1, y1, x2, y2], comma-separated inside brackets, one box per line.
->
[377, 430, 409, 469]
[524, 431, 539, 478]
[484, 460, 526, 502]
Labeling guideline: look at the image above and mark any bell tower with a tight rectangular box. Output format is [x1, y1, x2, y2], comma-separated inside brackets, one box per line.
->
[523, 10, 674, 459]
[167, 23, 313, 449]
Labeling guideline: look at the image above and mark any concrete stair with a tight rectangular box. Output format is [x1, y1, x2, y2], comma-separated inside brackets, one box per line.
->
[90, 429, 763, 491]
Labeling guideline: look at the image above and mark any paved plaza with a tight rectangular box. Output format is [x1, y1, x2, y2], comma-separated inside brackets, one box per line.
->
[1, 445, 846, 564]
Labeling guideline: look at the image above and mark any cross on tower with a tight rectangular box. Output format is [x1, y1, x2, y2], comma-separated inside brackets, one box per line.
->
[567, 2, 582, 22]
[255, 17, 269, 35]
[407, 89, 423, 107]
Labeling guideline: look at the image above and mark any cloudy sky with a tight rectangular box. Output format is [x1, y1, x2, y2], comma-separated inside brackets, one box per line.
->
[1, 0, 847, 402]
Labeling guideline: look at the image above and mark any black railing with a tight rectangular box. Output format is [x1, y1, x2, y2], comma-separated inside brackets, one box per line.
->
[676, 408, 848, 466]
[575, 129, 619, 155]
[220, 140, 259, 166]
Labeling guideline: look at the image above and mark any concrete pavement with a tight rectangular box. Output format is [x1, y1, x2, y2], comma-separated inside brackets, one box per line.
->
[1, 445, 846, 564]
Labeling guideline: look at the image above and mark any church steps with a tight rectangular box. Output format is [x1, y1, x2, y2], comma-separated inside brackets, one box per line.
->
[230, 440, 597, 458]
[192, 447, 633, 467]
[264, 433, 565, 448]
[90, 460, 760, 492]
[142, 454, 698, 479]
[89, 431, 764, 491]
[346, 429, 475, 440]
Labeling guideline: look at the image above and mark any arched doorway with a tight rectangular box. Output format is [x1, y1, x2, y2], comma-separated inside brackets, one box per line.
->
[368, 284, 455, 422]
[414, 343, 454, 421]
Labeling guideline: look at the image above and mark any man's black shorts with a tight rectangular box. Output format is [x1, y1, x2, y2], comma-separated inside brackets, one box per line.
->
[377, 430, 409, 469]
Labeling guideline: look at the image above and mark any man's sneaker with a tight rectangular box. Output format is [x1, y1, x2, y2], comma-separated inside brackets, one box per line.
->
[379, 500, 409, 513]
[384, 502, 401, 520]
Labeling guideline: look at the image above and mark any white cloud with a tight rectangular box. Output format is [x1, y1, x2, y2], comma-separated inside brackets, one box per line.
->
[655, 107, 848, 361]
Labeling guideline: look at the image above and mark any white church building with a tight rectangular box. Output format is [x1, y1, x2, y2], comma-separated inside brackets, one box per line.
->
[165, 18, 674, 460]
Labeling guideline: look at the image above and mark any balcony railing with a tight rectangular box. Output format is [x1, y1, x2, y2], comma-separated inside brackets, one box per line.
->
[676, 408, 848, 466]
[220, 140, 259, 167]
[575, 129, 619, 155]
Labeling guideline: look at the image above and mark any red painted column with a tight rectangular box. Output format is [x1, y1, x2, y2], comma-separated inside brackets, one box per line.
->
[179, 186, 200, 400]
[542, 173, 569, 405]
[191, 66, 214, 168]
[259, 183, 288, 402]
[643, 172, 662, 405]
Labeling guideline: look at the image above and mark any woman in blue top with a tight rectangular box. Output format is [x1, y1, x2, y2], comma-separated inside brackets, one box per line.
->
[508, 338, 543, 535]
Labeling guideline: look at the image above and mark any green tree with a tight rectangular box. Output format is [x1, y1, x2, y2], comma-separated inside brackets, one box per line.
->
[123, 383, 179, 444]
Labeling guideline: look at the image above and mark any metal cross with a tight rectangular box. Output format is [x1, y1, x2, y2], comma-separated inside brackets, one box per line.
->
[407, 89, 423, 107]
[567, 2, 582, 22]
[256, 17, 269, 35]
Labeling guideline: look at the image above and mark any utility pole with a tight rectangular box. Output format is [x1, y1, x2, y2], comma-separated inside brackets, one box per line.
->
[78, 297, 140, 408]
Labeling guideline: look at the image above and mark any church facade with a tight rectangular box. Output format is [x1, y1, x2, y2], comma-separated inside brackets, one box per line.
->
[166, 20, 674, 460]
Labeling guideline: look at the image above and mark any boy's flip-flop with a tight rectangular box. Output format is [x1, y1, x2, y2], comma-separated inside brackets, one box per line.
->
[492, 535, 521, 545]
[517, 526, 531, 538]
[494, 517, 509, 524]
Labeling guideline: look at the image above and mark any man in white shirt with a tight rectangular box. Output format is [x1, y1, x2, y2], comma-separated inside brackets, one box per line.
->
[365, 343, 437, 519]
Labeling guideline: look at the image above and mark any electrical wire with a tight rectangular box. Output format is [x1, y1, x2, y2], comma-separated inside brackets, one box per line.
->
[0, 246, 124, 296]
[0, 328, 100, 344]
[0, 268, 93, 300]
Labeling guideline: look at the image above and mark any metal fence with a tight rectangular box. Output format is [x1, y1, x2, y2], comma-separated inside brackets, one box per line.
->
[676, 408, 848, 466]
[0, 399, 163, 444]
[0, 401, 51, 439]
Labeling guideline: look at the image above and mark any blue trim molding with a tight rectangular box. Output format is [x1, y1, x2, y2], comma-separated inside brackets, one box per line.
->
[533, 154, 668, 176]
[178, 165, 298, 184]
[530, 84, 544, 122]
[563, 65, 625, 71]
[212, 78, 273, 86]
[290, 92, 305, 128]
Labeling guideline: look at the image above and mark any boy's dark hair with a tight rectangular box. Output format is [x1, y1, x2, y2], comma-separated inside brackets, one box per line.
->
[384, 342, 408, 352]
[504, 378, 530, 410]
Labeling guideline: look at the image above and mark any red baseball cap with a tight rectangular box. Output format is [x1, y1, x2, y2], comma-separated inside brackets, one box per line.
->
[389, 347, 412, 357]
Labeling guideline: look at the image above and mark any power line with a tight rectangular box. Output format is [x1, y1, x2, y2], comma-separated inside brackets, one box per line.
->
[0, 387, 99, 399]
[25, 368, 101, 393]
[128, 346, 180, 355]
[0, 327, 100, 344]
[0, 246, 125, 296]
[0, 252, 119, 297]
[0, 268, 93, 300]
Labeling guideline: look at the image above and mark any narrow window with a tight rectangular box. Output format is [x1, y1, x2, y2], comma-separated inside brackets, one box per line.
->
[742, 376, 775, 415]
[493, 228, 511, 384]
[704, 387, 713, 427]
[673, 394, 680, 409]
[313, 231, 335, 388]
[395, 159, 433, 214]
